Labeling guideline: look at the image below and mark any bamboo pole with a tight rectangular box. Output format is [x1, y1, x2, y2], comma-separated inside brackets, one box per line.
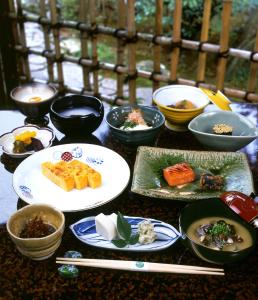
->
[247, 29, 258, 94]
[13, 13, 258, 63]
[8, 0, 25, 81]
[197, 0, 212, 83]
[39, 0, 54, 83]
[153, 0, 163, 92]
[116, 0, 126, 100]
[216, 0, 232, 90]
[79, 0, 91, 91]
[89, 0, 99, 96]
[49, 0, 64, 92]
[127, 0, 137, 103]
[6, 2, 258, 103]
[170, 0, 182, 82]
[15, 0, 31, 81]
[16, 46, 258, 103]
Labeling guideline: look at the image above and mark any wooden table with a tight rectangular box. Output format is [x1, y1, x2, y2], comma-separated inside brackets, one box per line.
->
[0, 104, 257, 299]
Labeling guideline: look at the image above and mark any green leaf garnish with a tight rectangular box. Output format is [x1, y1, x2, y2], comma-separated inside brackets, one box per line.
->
[111, 212, 139, 248]
[208, 221, 231, 237]
[121, 120, 137, 130]
[117, 212, 131, 240]
[129, 233, 139, 245]
[111, 239, 128, 248]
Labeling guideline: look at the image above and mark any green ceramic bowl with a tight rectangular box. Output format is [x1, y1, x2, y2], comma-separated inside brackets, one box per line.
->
[179, 198, 256, 265]
[188, 111, 258, 151]
[105, 105, 165, 145]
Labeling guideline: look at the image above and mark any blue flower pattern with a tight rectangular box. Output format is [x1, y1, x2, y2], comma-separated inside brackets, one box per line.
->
[85, 156, 104, 165]
[51, 146, 103, 165]
[19, 185, 33, 199]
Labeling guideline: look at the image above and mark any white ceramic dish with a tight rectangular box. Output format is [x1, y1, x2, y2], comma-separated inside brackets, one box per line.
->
[0, 125, 55, 158]
[70, 216, 180, 251]
[12, 144, 130, 212]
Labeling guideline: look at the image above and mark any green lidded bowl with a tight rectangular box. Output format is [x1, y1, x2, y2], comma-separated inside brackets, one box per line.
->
[179, 198, 257, 265]
[105, 105, 165, 145]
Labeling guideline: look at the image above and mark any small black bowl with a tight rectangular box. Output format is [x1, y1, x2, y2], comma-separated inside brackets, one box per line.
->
[10, 83, 57, 125]
[179, 198, 256, 265]
[50, 95, 104, 136]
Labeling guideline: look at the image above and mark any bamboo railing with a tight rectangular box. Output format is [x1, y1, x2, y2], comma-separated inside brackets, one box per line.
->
[4, 0, 258, 104]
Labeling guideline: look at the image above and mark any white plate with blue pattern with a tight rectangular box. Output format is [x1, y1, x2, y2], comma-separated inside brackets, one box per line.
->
[70, 216, 180, 251]
[12, 144, 130, 212]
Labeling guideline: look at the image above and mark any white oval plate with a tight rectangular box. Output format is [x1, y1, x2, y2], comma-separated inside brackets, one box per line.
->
[70, 216, 180, 251]
[13, 144, 130, 212]
[0, 125, 55, 158]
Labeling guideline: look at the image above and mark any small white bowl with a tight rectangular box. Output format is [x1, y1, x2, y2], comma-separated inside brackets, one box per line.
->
[0, 125, 55, 158]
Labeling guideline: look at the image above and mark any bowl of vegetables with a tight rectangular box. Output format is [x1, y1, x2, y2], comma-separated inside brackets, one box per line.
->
[153, 85, 210, 131]
[105, 105, 165, 146]
[0, 125, 55, 158]
[179, 198, 256, 264]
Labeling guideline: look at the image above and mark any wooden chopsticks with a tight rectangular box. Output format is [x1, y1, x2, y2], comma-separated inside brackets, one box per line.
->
[56, 257, 225, 276]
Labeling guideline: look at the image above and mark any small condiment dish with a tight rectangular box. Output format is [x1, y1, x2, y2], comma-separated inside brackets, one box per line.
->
[7, 204, 65, 260]
[0, 125, 55, 158]
[188, 111, 258, 151]
[105, 104, 165, 145]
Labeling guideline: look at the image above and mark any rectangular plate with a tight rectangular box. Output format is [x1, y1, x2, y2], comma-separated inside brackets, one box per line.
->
[131, 146, 254, 201]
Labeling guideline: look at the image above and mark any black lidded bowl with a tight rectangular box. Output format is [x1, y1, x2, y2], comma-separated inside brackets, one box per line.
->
[105, 105, 165, 146]
[50, 95, 104, 136]
[10, 82, 57, 120]
[179, 198, 257, 265]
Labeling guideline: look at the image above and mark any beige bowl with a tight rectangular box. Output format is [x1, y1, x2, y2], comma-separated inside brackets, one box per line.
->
[7, 204, 65, 260]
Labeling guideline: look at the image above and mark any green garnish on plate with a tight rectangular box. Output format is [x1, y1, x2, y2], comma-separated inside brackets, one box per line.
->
[111, 212, 139, 248]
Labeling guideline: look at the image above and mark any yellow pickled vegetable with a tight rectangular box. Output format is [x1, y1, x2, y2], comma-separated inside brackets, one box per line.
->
[28, 96, 42, 102]
[15, 131, 36, 144]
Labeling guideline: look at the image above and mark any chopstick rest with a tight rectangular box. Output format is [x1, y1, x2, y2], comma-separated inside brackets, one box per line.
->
[56, 257, 225, 276]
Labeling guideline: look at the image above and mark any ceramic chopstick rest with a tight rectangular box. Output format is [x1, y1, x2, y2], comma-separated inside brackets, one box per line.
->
[58, 251, 82, 278]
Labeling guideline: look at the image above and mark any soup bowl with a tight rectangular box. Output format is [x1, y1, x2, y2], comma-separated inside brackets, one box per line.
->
[50, 95, 104, 136]
[10, 82, 57, 125]
[105, 104, 165, 145]
[7, 204, 65, 260]
[152, 85, 210, 131]
[179, 198, 256, 264]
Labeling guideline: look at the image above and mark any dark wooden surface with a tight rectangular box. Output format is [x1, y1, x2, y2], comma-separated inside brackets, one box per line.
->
[0, 104, 257, 299]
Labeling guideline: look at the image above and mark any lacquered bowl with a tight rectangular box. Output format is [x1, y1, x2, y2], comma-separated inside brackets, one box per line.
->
[10, 83, 57, 125]
[179, 198, 256, 265]
[50, 95, 104, 136]
[105, 105, 165, 145]
[188, 111, 258, 151]
[7, 204, 65, 260]
[153, 85, 210, 131]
